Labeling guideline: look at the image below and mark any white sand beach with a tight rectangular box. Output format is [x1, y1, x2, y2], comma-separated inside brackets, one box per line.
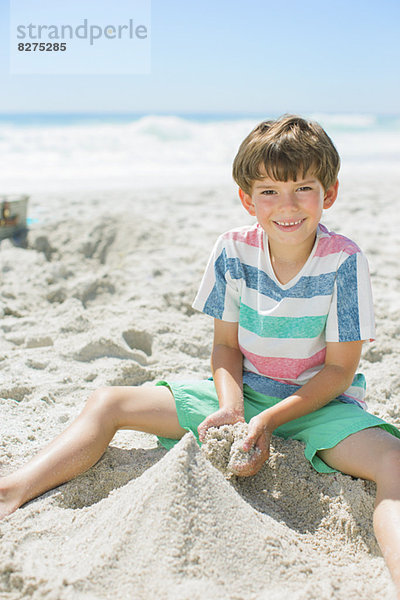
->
[1, 119, 400, 599]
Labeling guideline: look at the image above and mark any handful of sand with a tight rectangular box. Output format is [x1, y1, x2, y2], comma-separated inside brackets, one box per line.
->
[201, 422, 262, 477]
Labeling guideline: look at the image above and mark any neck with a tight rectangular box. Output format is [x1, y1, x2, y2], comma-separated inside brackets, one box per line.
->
[268, 234, 317, 267]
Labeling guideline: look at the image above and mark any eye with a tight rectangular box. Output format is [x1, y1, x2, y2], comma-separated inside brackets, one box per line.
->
[297, 186, 312, 192]
[260, 189, 277, 195]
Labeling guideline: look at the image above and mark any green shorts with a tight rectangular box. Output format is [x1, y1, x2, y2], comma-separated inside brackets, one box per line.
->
[156, 379, 400, 474]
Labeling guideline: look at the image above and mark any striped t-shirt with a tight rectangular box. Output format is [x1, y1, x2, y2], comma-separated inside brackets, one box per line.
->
[192, 222, 375, 410]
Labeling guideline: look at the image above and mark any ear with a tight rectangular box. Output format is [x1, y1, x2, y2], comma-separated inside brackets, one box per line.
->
[238, 188, 256, 216]
[323, 180, 339, 209]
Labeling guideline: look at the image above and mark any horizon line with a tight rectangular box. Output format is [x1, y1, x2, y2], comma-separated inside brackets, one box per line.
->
[0, 110, 397, 117]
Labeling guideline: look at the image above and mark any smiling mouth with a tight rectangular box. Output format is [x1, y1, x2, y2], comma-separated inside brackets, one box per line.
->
[274, 219, 305, 227]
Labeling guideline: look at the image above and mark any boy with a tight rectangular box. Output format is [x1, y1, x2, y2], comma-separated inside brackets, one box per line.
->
[1, 115, 400, 594]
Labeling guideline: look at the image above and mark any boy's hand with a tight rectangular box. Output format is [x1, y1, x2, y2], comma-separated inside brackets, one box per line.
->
[198, 407, 245, 443]
[231, 414, 272, 477]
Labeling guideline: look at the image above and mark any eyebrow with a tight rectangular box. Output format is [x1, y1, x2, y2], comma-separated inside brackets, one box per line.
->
[253, 179, 317, 190]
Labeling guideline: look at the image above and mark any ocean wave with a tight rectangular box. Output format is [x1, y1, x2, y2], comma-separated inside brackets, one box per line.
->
[309, 113, 378, 130]
[0, 114, 399, 193]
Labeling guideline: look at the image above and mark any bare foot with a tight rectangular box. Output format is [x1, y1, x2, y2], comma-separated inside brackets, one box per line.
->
[0, 479, 24, 520]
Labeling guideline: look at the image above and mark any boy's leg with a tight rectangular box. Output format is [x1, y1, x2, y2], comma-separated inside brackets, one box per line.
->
[0, 385, 186, 519]
[318, 428, 400, 596]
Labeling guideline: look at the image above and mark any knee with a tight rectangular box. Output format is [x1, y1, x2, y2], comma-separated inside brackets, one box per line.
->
[85, 387, 122, 420]
[375, 446, 400, 484]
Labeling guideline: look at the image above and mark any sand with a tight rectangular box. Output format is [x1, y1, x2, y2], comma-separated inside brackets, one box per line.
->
[202, 422, 263, 476]
[1, 176, 400, 599]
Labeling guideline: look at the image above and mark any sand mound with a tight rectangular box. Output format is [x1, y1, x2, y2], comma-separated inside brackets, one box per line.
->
[0, 433, 395, 600]
[0, 434, 299, 600]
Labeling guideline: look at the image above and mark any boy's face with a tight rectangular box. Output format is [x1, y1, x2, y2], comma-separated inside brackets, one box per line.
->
[239, 172, 338, 254]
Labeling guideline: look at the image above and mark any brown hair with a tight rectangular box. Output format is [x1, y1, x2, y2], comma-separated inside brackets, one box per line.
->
[232, 114, 340, 194]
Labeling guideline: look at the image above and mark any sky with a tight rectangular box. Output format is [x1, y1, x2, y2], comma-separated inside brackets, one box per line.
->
[0, 0, 399, 115]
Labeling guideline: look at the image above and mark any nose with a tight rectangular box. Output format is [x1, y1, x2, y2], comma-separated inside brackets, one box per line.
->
[279, 191, 298, 211]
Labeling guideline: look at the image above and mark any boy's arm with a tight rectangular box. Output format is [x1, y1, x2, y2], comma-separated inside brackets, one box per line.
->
[258, 339, 363, 430]
[197, 318, 245, 441]
[241, 340, 363, 460]
[211, 319, 244, 411]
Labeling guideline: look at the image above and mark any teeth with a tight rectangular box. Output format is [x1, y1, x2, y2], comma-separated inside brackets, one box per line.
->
[276, 219, 303, 226]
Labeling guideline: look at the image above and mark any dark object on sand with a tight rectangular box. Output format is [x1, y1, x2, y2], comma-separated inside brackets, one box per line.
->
[0, 195, 29, 247]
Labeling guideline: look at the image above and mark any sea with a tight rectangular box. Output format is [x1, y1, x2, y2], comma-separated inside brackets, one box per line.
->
[0, 112, 399, 194]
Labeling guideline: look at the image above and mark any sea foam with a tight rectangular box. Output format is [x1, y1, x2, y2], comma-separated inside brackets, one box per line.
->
[0, 114, 399, 194]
